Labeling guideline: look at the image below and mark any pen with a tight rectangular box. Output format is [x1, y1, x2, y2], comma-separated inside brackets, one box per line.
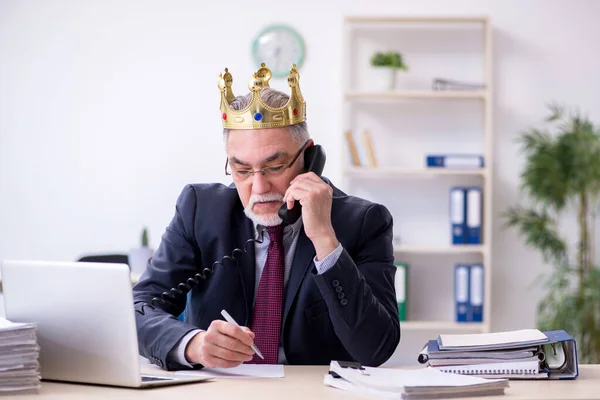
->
[220, 309, 264, 360]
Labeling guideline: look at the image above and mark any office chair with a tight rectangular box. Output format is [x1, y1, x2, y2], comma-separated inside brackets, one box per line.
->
[77, 254, 130, 266]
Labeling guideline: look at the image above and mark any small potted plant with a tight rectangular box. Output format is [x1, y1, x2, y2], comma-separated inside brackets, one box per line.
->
[370, 51, 408, 91]
[128, 227, 154, 275]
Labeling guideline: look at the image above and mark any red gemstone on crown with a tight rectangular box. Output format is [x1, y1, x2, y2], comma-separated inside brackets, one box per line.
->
[293, 108, 298, 116]
[222, 113, 227, 120]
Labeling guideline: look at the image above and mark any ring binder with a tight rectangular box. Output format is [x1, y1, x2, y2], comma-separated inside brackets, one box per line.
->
[418, 330, 579, 380]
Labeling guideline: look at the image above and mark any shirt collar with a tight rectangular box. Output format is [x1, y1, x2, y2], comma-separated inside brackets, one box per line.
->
[253, 215, 303, 241]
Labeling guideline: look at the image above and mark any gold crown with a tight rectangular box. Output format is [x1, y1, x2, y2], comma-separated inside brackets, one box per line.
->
[218, 63, 306, 130]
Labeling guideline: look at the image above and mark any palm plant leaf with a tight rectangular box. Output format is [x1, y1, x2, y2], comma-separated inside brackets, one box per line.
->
[502, 206, 567, 265]
[517, 128, 569, 210]
[504, 103, 600, 363]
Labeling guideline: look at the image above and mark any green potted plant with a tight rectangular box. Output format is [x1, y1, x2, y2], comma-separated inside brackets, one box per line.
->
[503, 103, 600, 363]
[370, 51, 408, 91]
[128, 227, 154, 275]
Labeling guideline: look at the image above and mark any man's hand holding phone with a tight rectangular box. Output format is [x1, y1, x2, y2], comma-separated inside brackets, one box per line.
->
[284, 171, 339, 261]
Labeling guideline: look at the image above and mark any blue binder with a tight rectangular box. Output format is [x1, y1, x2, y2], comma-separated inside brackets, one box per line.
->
[469, 264, 484, 322]
[449, 187, 466, 244]
[427, 154, 484, 168]
[542, 330, 579, 379]
[421, 330, 579, 380]
[454, 264, 470, 322]
[466, 187, 482, 244]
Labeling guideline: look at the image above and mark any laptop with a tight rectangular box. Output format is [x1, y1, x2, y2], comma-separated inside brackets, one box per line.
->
[1, 259, 212, 388]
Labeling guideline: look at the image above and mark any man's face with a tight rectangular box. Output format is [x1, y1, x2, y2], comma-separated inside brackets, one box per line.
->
[226, 127, 307, 226]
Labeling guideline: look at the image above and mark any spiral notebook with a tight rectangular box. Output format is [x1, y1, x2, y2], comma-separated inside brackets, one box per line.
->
[436, 360, 549, 379]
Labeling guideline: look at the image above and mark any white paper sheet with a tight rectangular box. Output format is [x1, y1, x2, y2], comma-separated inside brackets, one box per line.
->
[175, 364, 284, 379]
[438, 329, 548, 350]
[325, 361, 509, 399]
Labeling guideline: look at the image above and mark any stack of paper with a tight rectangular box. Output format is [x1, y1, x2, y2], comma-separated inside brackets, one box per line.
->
[419, 329, 551, 379]
[0, 318, 40, 392]
[324, 361, 509, 399]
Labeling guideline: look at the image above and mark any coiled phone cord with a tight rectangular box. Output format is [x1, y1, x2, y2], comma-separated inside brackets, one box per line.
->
[136, 230, 265, 317]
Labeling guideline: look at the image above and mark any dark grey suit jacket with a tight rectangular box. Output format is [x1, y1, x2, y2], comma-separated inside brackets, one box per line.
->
[132, 179, 400, 370]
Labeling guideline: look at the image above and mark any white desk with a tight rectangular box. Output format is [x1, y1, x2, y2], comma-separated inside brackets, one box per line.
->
[7, 365, 600, 399]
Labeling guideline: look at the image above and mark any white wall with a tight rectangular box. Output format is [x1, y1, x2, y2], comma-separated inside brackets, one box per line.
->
[1, 0, 600, 363]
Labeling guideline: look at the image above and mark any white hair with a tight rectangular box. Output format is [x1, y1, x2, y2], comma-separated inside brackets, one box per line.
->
[222, 87, 310, 147]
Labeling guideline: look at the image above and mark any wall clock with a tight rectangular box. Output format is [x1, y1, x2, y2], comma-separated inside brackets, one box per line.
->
[252, 24, 305, 78]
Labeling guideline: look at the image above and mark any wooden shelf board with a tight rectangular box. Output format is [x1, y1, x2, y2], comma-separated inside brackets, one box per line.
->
[394, 245, 485, 254]
[344, 16, 489, 24]
[345, 90, 487, 100]
[401, 321, 486, 331]
[345, 166, 487, 177]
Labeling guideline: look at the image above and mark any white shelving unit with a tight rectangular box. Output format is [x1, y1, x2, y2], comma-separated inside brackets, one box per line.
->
[345, 166, 488, 177]
[394, 245, 486, 255]
[341, 16, 493, 365]
[345, 90, 487, 100]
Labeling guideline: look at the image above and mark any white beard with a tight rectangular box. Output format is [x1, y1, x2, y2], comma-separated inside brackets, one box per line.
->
[244, 193, 284, 227]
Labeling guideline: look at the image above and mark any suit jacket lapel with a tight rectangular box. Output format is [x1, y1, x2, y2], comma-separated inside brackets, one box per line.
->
[231, 210, 256, 327]
[283, 228, 315, 323]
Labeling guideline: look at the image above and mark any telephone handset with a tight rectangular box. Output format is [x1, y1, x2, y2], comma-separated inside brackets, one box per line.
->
[136, 144, 326, 318]
[278, 144, 327, 225]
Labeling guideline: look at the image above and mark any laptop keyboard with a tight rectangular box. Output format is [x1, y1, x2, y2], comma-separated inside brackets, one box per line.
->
[142, 375, 174, 382]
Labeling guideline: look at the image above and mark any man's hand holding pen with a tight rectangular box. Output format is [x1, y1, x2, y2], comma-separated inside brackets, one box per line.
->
[184, 320, 256, 368]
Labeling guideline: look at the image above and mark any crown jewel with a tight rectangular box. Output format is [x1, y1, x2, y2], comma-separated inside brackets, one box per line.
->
[218, 63, 306, 130]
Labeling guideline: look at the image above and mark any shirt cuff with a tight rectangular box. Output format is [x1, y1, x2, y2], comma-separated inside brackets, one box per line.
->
[170, 329, 203, 368]
[313, 243, 343, 275]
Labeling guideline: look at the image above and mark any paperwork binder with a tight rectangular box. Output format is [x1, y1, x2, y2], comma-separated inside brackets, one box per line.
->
[420, 329, 579, 380]
[394, 263, 407, 321]
[454, 264, 470, 322]
[541, 330, 579, 379]
[466, 187, 482, 244]
[449, 187, 466, 244]
[427, 154, 484, 169]
[469, 264, 484, 322]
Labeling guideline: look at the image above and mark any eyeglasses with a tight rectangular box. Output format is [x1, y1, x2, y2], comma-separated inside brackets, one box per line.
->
[225, 140, 309, 181]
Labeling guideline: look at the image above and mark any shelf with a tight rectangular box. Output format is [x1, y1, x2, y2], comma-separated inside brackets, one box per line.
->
[345, 166, 487, 177]
[394, 245, 485, 255]
[344, 16, 489, 24]
[401, 321, 486, 332]
[345, 90, 487, 101]
[343, 16, 494, 363]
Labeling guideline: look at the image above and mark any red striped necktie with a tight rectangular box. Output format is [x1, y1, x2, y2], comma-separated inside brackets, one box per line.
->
[248, 225, 285, 364]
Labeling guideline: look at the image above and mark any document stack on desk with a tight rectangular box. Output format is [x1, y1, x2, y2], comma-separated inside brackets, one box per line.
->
[418, 328, 579, 380]
[0, 318, 40, 392]
[324, 361, 509, 399]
